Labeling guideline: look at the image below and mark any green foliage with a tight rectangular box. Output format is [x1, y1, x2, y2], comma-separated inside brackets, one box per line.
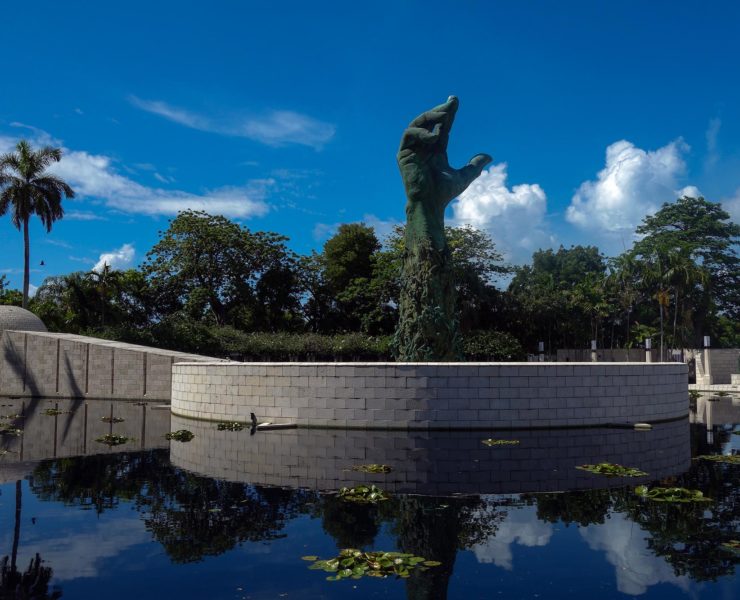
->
[101, 416, 124, 423]
[635, 486, 711, 503]
[481, 439, 519, 446]
[696, 454, 740, 465]
[350, 464, 392, 474]
[304, 548, 439, 581]
[165, 430, 195, 442]
[337, 485, 389, 504]
[575, 463, 648, 477]
[94, 434, 132, 446]
[463, 330, 525, 360]
[0, 140, 75, 308]
[216, 422, 244, 431]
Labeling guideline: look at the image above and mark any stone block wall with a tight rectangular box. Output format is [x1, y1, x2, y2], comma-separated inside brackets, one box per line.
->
[0, 330, 220, 400]
[171, 362, 688, 429]
[169, 414, 690, 495]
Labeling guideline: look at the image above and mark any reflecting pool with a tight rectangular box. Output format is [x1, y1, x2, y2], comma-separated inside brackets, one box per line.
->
[0, 395, 738, 599]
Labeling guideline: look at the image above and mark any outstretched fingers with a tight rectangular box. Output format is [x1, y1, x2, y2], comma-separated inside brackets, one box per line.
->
[453, 153, 492, 193]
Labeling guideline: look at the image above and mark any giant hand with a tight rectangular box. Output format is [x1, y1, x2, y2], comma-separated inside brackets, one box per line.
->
[397, 96, 491, 220]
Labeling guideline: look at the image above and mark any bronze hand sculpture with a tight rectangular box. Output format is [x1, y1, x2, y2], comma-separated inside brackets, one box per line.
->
[394, 96, 491, 361]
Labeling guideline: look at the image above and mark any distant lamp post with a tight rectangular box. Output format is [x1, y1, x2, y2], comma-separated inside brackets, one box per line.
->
[645, 338, 652, 363]
[590, 340, 597, 363]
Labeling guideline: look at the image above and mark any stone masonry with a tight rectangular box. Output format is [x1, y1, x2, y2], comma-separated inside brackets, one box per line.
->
[171, 361, 688, 429]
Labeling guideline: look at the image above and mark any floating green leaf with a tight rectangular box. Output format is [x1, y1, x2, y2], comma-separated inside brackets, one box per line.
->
[337, 485, 389, 504]
[101, 416, 125, 423]
[350, 464, 392, 474]
[217, 422, 244, 431]
[165, 430, 195, 442]
[635, 485, 711, 503]
[696, 454, 740, 465]
[688, 390, 701, 400]
[576, 463, 648, 477]
[715, 391, 730, 397]
[95, 434, 133, 446]
[43, 408, 65, 416]
[305, 549, 439, 581]
[0, 424, 22, 436]
[481, 438, 519, 446]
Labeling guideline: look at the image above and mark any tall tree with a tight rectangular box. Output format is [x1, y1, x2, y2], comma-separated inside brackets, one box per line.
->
[632, 196, 739, 346]
[0, 140, 75, 308]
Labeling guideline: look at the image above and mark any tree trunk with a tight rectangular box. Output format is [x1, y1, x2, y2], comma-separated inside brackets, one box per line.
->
[659, 301, 664, 361]
[11, 480, 21, 571]
[672, 288, 679, 354]
[22, 218, 30, 309]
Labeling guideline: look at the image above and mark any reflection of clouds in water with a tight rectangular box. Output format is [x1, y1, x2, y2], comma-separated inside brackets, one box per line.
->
[13, 514, 150, 581]
[471, 505, 553, 570]
[579, 513, 692, 596]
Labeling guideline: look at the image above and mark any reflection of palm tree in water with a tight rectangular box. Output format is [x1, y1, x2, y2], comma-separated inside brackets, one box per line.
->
[1, 481, 61, 599]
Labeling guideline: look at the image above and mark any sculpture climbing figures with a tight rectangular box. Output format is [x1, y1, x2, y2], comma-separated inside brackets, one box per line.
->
[393, 96, 491, 361]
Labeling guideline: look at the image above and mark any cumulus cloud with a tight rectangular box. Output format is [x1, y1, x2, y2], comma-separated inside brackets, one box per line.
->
[723, 189, 740, 224]
[0, 131, 272, 219]
[93, 243, 135, 272]
[471, 505, 553, 570]
[566, 139, 694, 240]
[450, 163, 552, 263]
[580, 513, 692, 596]
[129, 96, 336, 150]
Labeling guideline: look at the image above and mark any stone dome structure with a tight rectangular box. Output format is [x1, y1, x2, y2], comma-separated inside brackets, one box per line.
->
[0, 306, 47, 335]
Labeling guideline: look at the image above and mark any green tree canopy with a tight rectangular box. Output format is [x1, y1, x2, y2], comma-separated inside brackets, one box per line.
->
[0, 140, 75, 308]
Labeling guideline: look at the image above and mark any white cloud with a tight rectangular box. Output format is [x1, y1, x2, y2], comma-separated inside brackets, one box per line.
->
[28, 283, 38, 297]
[451, 163, 553, 263]
[705, 117, 721, 169]
[566, 140, 693, 241]
[312, 221, 340, 241]
[471, 505, 553, 570]
[129, 96, 336, 150]
[362, 214, 401, 240]
[93, 243, 135, 272]
[580, 513, 692, 596]
[0, 131, 272, 219]
[723, 189, 740, 224]
[65, 210, 108, 221]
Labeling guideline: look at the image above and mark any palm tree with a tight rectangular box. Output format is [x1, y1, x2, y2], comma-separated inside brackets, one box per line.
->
[0, 140, 75, 308]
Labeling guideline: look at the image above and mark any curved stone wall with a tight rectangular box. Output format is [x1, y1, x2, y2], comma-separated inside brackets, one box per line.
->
[169, 414, 691, 495]
[171, 362, 688, 429]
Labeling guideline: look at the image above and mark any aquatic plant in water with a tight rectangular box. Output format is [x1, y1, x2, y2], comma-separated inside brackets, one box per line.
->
[688, 390, 701, 400]
[337, 485, 389, 504]
[576, 463, 648, 477]
[721, 540, 740, 554]
[350, 464, 392, 474]
[635, 486, 711, 503]
[303, 548, 440, 580]
[101, 416, 124, 423]
[43, 408, 65, 416]
[165, 430, 195, 442]
[95, 434, 133, 446]
[482, 438, 519, 446]
[0, 424, 22, 436]
[217, 422, 244, 431]
[696, 454, 740, 465]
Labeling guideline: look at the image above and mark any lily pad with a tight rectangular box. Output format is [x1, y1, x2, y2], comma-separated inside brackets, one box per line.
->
[715, 391, 730, 397]
[217, 421, 244, 431]
[43, 408, 65, 416]
[0, 424, 22, 436]
[635, 485, 711, 503]
[101, 416, 125, 423]
[696, 454, 740, 465]
[350, 464, 392, 474]
[482, 438, 519, 446]
[305, 549, 439, 581]
[576, 463, 648, 477]
[688, 390, 701, 400]
[165, 429, 195, 442]
[95, 434, 133, 446]
[337, 485, 389, 504]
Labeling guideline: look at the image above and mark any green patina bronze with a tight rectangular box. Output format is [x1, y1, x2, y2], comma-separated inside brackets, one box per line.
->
[393, 96, 491, 361]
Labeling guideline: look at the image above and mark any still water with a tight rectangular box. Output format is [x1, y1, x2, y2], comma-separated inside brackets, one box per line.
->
[0, 395, 737, 599]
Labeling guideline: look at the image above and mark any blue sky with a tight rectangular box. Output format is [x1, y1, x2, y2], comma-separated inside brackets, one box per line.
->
[2, 0, 740, 291]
